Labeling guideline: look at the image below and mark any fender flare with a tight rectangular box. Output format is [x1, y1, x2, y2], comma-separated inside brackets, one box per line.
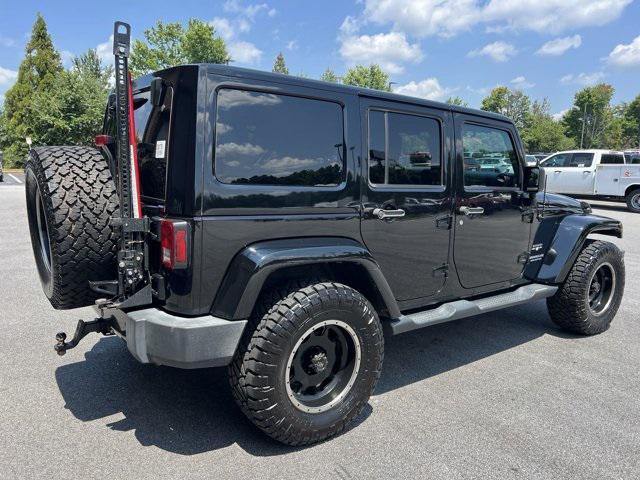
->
[210, 237, 401, 320]
[524, 214, 622, 284]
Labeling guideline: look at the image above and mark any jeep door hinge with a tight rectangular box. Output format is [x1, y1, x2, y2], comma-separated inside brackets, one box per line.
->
[432, 263, 449, 278]
[435, 214, 452, 230]
[517, 252, 529, 264]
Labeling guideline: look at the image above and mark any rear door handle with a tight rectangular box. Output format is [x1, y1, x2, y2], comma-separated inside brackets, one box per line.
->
[554, 170, 562, 174]
[459, 206, 485, 216]
[372, 208, 405, 219]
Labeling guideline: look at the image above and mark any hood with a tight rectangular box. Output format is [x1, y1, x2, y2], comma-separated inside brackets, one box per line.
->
[536, 192, 592, 216]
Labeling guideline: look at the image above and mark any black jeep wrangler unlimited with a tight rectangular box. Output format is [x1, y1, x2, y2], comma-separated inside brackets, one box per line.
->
[25, 24, 625, 446]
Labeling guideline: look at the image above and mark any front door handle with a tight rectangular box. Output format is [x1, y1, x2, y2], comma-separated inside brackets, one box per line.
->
[459, 206, 485, 216]
[372, 208, 405, 219]
[554, 170, 562, 174]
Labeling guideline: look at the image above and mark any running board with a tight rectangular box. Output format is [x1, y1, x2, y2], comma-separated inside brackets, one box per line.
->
[389, 283, 558, 335]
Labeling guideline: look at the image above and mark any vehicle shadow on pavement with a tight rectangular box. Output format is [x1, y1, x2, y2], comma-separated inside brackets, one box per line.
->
[54, 300, 568, 456]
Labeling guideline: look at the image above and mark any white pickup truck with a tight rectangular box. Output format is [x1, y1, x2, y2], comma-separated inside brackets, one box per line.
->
[540, 149, 640, 212]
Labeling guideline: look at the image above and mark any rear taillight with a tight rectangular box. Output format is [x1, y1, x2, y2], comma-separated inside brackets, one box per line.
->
[160, 219, 189, 269]
[95, 134, 113, 146]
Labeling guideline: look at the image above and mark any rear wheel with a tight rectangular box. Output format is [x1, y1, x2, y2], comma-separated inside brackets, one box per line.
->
[229, 281, 384, 446]
[547, 240, 625, 335]
[626, 188, 640, 213]
[25, 146, 120, 309]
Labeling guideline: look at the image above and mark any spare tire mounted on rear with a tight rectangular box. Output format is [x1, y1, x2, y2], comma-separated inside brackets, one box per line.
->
[25, 146, 120, 309]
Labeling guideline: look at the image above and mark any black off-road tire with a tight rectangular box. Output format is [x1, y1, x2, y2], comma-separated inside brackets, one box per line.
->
[229, 281, 384, 446]
[626, 188, 640, 213]
[25, 146, 119, 309]
[547, 240, 625, 335]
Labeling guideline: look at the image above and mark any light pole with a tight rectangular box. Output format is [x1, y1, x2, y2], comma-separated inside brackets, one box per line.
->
[579, 103, 587, 149]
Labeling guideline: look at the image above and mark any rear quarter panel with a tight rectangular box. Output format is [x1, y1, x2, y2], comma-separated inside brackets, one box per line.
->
[193, 72, 363, 315]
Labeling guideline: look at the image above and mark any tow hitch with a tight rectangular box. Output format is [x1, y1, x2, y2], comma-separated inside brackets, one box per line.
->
[54, 318, 115, 356]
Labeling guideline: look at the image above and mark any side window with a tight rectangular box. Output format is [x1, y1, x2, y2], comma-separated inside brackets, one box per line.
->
[215, 89, 345, 187]
[569, 152, 594, 167]
[601, 154, 625, 165]
[462, 124, 520, 188]
[542, 153, 570, 167]
[368, 110, 442, 186]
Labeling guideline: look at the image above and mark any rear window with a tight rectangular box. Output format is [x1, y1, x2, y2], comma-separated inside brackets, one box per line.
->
[104, 87, 173, 200]
[134, 88, 173, 200]
[601, 153, 625, 165]
[214, 89, 345, 187]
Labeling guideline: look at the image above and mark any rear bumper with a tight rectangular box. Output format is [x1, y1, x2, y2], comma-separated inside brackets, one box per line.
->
[123, 308, 247, 369]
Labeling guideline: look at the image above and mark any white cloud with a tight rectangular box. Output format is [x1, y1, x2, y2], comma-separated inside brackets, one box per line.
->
[536, 35, 582, 56]
[217, 142, 265, 156]
[394, 78, 454, 101]
[340, 31, 423, 75]
[60, 50, 75, 69]
[0, 66, 18, 86]
[224, 0, 269, 20]
[510, 76, 535, 89]
[468, 41, 516, 62]
[340, 16, 361, 36]
[268, 8, 277, 17]
[552, 109, 569, 121]
[357, 0, 632, 37]
[560, 72, 605, 86]
[228, 41, 263, 65]
[286, 40, 298, 51]
[607, 35, 640, 67]
[96, 35, 114, 66]
[262, 156, 316, 173]
[210, 13, 265, 66]
[363, 0, 482, 38]
[210, 17, 235, 40]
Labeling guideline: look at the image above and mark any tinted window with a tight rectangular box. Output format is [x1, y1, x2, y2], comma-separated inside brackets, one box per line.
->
[462, 124, 520, 188]
[541, 153, 571, 167]
[569, 152, 594, 167]
[215, 89, 344, 186]
[368, 110, 442, 186]
[368, 111, 386, 184]
[601, 154, 624, 165]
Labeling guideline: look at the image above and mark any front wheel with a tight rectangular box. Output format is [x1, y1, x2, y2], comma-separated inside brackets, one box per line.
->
[626, 188, 640, 213]
[547, 240, 625, 335]
[229, 281, 384, 446]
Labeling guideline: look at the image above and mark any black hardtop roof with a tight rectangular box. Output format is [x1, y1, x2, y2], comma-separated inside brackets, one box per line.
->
[137, 63, 512, 124]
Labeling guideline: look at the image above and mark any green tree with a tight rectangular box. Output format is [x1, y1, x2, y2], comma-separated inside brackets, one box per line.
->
[520, 97, 573, 152]
[1, 13, 62, 166]
[320, 68, 339, 83]
[562, 84, 615, 149]
[446, 96, 468, 107]
[481, 86, 531, 130]
[130, 19, 230, 77]
[28, 49, 111, 148]
[272, 52, 289, 74]
[342, 64, 391, 91]
[624, 94, 640, 148]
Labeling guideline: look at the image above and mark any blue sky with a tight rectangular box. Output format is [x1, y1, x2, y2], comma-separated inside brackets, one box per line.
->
[1, 0, 639, 117]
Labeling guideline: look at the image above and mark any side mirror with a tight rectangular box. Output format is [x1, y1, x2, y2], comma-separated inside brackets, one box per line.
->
[150, 78, 165, 107]
[523, 166, 544, 193]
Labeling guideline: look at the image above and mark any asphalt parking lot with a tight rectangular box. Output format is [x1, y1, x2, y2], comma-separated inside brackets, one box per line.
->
[0, 171, 25, 186]
[0, 184, 639, 480]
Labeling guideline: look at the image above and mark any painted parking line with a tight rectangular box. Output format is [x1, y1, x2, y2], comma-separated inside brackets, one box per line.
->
[8, 174, 23, 184]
